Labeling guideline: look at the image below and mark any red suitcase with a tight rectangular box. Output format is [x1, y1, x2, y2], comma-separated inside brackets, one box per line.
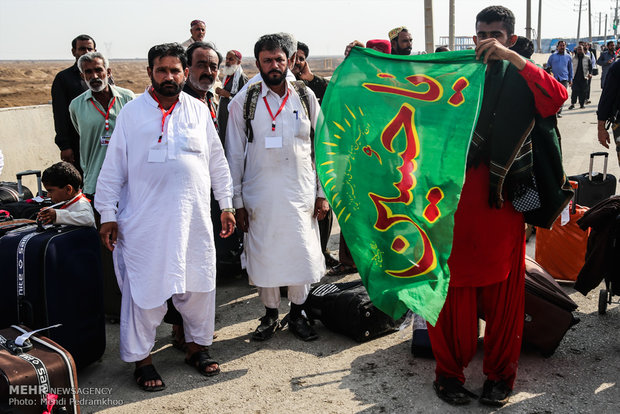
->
[0, 325, 80, 414]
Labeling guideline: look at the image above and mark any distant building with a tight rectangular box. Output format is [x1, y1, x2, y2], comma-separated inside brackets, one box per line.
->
[438, 36, 475, 51]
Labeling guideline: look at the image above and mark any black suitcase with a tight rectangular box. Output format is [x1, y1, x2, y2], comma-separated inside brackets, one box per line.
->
[0, 170, 42, 205]
[568, 152, 617, 207]
[0, 170, 51, 220]
[0, 182, 33, 205]
[523, 256, 579, 357]
[0, 325, 80, 414]
[305, 281, 399, 342]
[0, 225, 106, 369]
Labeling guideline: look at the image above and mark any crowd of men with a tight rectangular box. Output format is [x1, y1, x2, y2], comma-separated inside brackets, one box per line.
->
[48, 5, 581, 408]
[546, 39, 605, 115]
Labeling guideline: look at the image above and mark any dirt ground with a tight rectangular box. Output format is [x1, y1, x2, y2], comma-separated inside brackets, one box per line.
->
[0, 57, 341, 108]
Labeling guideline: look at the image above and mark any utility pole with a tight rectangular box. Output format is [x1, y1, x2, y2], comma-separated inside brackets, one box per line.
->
[589, 0, 592, 44]
[599, 12, 602, 36]
[424, 0, 434, 53]
[615, 0, 619, 40]
[577, 0, 583, 42]
[537, 0, 542, 52]
[526, 0, 532, 39]
[449, 0, 455, 51]
[605, 14, 608, 44]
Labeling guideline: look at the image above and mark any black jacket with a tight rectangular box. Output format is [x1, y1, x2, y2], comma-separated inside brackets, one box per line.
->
[575, 196, 620, 295]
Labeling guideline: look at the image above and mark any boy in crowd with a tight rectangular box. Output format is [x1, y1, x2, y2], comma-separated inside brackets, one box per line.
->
[37, 161, 95, 227]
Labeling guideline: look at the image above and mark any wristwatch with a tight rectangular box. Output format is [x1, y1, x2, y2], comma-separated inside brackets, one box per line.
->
[221, 208, 236, 214]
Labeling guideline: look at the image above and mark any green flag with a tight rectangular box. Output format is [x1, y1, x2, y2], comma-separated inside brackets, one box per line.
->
[316, 47, 486, 325]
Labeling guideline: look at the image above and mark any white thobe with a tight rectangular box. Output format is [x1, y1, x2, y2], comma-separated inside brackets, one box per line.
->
[226, 81, 325, 287]
[95, 90, 233, 309]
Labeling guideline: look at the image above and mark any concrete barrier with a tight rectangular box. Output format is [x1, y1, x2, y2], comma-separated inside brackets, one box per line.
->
[0, 104, 59, 193]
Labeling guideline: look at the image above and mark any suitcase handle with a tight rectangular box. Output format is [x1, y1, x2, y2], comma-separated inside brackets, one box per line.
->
[569, 180, 579, 214]
[16, 170, 42, 200]
[588, 152, 608, 182]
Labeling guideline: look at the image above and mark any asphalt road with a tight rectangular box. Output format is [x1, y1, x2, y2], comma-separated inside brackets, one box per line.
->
[71, 70, 620, 414]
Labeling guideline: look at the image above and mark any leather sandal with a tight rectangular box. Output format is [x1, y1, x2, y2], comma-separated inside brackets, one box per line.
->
[185, 348, 220, 377]
[134, 364, 166, 392]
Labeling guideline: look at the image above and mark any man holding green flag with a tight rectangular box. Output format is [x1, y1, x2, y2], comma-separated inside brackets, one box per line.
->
[427, 6, 567, 406]
[318, 5, 568, 408]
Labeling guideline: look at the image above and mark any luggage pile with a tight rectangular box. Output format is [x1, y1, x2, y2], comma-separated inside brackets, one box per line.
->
[1, 170, 106, 377]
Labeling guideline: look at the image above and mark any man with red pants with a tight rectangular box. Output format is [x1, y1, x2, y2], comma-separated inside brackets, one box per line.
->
[428, 6, 567, 407]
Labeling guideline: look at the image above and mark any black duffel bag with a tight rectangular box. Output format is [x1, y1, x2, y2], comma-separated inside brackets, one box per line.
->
[305, 281, 400, 342]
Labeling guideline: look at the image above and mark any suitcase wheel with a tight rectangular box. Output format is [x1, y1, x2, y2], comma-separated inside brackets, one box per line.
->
[598, 289, 609, 315]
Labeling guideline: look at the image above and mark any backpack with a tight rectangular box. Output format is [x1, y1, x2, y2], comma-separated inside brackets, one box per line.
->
[243, 80, 312, 143]
[305, 281, 400, 342]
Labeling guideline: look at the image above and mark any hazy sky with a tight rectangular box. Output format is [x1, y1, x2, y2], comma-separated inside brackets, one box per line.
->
[0, 0, 617, 60]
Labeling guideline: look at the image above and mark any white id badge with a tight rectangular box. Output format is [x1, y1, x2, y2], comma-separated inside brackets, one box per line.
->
[100, 135, 111, 146]
[265, 136, 283, 148]
[147, 149, 167, 163]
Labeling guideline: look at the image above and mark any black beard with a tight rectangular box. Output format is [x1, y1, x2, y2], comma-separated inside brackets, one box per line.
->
[394, 45, 411, 55]
[260, 68, 286, 86]
[151, 78, 184, 97]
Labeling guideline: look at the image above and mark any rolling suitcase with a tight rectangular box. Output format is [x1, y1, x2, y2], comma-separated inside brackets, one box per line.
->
[0, 225, 105, 369]
[0, 170, 42, 205]
[0, 325, 80, 414]
[408, 258, 578, 359]
[568, 152, 617, 207]
[1, 170, 51, 219]
[523, 256, 579, 357]
[0, 182, 33, 205]
[536, 186, 589, 281]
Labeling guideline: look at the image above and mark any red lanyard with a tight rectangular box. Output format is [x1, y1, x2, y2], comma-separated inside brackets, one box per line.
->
[61, 193, 87, 210]
[150, 88, 178, 142]
[223, 76, 232, 87]
[263, 91, 289, 132]
[89, 97, 116, 131]
[207, 98, 218, 130]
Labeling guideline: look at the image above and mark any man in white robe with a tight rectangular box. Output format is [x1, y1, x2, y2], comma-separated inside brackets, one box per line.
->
[226, 34, 328, 342]
[96, 43, 235, 392]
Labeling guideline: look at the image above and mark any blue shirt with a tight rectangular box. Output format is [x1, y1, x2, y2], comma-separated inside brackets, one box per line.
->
[547, 52, 573, 82]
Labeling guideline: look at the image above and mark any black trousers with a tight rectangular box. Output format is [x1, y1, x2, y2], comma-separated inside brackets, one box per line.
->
[571, 80, 587, 106]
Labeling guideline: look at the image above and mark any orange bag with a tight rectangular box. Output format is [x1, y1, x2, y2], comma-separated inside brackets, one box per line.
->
[535, 201, 589, 281]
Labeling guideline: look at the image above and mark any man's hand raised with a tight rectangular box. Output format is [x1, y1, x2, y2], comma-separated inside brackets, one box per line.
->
[475, 38, 526, 70]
